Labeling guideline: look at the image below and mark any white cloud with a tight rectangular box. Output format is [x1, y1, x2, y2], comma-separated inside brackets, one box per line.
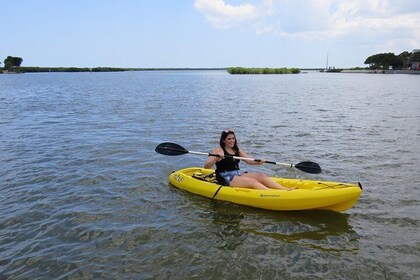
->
[194, 0, 264, 28]
[328, 1, 420, 49]
[195, 0, 420, 49]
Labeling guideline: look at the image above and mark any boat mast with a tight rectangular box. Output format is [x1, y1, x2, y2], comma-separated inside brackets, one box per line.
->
[326, 51, 329, 71]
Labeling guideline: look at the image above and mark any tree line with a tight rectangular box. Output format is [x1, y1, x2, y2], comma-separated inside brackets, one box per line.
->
[1, 56, 220, 73]
[19, 67, 125, 73]
[1, 55, 125, 73]
[364, 51, 420, 70]
[227, 67, 300, 74]
[3, 52, 419, 73]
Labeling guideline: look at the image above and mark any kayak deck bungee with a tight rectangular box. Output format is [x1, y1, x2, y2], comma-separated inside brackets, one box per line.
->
[169, 167, 362, 212]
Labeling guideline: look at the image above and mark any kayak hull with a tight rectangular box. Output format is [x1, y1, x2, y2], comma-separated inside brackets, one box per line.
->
[169, 167, 362, 212]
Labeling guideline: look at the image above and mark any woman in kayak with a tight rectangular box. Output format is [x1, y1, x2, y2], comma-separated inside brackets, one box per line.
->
[204, 129, 294, 190]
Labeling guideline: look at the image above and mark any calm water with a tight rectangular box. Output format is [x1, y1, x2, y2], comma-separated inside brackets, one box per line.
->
[0, 71, 419, 279]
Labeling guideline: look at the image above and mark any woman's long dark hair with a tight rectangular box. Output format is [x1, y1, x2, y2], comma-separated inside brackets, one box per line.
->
[219, 130, 239, 154]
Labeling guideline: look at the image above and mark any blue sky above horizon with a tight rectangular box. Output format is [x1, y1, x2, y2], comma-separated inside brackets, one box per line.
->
[1, 0, 419, 68]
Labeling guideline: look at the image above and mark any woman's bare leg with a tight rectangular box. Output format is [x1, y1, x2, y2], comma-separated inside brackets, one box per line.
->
[242, 173, 290, 190]
[230, 175, 269, 190]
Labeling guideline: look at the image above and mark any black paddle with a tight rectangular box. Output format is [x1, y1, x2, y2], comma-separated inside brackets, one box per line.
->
[155, 142, 322, 174]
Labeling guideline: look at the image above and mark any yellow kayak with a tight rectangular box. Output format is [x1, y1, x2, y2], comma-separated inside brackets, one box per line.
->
[169, 167, 362, 212]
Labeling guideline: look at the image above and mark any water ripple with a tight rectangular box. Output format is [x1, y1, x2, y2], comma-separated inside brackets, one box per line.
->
[0, 71, 419, 279]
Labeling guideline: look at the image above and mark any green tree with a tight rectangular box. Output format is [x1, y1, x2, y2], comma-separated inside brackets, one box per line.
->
[364, 54, 381, 69]
[4, 56, 23, 71]
[398, 51, 411, 68]
[410, 51, 420, 62]
[364, 52, 402, 69]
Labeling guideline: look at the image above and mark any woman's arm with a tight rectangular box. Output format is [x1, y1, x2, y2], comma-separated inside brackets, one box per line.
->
[204, 147, 223, 169]
[239, 148, 264, 165]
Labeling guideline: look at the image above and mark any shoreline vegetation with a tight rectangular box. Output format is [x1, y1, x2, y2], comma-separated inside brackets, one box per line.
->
[321, 68, 420, 74]
[1, 67, 419, 75]
[2, 50, 419, 75]
[1, 66, 302, 74]
[3, 66, 301, 74]
[227, 67, 300, 74]
[1, 67, 229, 73]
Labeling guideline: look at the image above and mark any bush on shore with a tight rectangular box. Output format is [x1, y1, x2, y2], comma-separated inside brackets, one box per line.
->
[227, 67, 300, 74]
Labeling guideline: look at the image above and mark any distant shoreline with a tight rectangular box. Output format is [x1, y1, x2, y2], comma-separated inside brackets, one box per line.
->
[0, 67, 229, 74]
[1, 67, 419, 75]
[341, 69, 420, 75]
[1, 67, 320, 74]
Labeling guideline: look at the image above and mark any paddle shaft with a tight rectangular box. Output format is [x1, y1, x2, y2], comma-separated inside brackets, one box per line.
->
[188, 150, 294, 168]
[155, 142, 321, 174]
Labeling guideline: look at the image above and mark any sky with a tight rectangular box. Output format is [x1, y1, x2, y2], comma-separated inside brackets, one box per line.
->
[1, 0, 419, 68]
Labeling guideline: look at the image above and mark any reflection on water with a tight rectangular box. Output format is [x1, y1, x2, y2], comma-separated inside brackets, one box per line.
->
[245, 210, 359, 254]
[195, 195, 358, 253]
[1, 71, 419, 279]
[202, 202, 248, 250]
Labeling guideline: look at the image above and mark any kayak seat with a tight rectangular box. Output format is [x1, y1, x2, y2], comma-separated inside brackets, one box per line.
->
[192, 170, 246, 186]
[192, 172, 221, 185]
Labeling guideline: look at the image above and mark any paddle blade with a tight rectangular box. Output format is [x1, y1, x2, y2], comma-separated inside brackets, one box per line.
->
[155, 142, 189, 156]
[295, 161, 322, 174]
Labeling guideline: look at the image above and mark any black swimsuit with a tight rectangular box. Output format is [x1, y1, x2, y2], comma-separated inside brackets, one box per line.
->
[215, 147, 241, 185]
[215, 147, 239, 172]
